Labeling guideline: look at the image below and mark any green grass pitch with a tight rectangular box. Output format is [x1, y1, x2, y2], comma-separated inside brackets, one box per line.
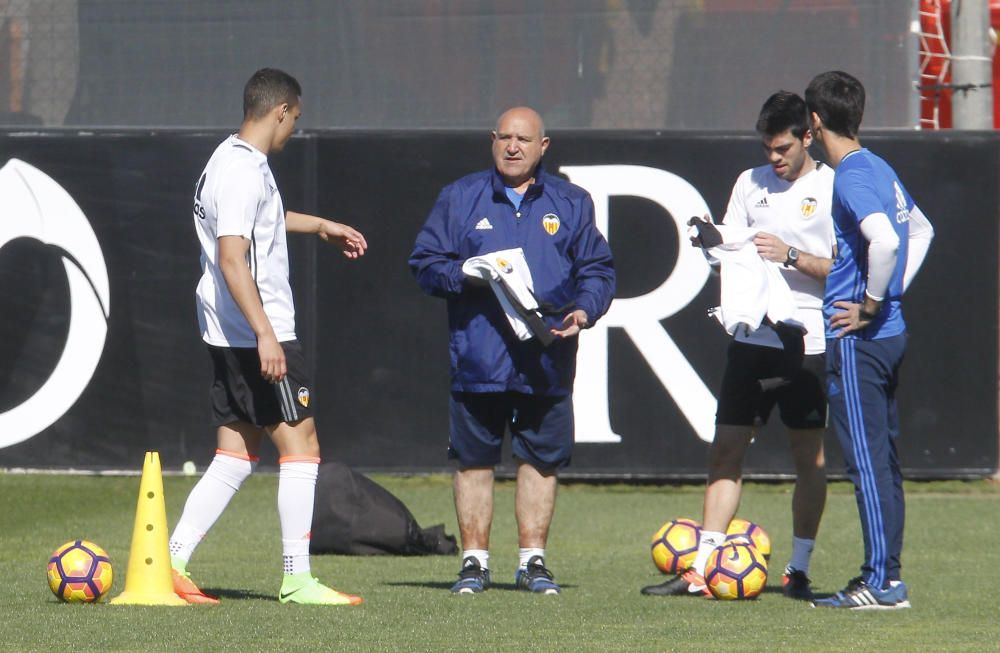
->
[1, 473, 997, 652]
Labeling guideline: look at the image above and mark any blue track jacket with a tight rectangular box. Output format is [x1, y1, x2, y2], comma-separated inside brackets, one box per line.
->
[409, 166, 616, 396]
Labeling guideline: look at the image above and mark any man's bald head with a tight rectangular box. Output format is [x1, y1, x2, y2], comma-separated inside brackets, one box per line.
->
[495, 106, 546, 138]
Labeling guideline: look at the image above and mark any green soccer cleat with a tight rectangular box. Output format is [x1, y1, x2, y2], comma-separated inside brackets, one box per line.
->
[278, 573, 363, 606]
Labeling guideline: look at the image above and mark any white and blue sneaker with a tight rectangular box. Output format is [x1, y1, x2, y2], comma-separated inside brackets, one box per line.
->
[451, 556, 491, 594]
[812, 576, 911, 610]
[515, 555, 561, 595]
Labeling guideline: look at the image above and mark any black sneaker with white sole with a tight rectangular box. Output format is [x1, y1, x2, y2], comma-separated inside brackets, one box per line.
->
[782, 568, 815, 601]
[514, 555, 561, 594]
[451, 556, 491, 594]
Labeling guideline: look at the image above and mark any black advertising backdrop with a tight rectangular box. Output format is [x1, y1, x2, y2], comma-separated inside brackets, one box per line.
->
[0, 130, 995, 478]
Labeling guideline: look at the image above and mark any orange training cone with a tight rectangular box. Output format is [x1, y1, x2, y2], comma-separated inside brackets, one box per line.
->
[110, 451, 188, 606]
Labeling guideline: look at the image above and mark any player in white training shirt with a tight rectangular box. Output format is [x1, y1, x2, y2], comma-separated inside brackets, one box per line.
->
[193, 132, 296, 347]
[169, 68, 368, 606]
[643, 91, 834, 601]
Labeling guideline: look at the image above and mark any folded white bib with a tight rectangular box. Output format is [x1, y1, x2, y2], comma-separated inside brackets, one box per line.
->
[689, 223, 801, 337]
[462, 248, 553, 345]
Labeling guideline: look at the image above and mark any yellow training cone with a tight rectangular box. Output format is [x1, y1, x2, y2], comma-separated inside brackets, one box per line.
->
[111, 451, 188, 606]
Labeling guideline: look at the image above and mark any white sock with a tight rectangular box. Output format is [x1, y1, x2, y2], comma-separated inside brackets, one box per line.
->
[519, 547, 545, 569]
[168, 450, 257, 566]
[786, 536, 815, 574]
[692, 531, 726, 576]
[462, 549, 489, 570]
[278, 458, 320, 576]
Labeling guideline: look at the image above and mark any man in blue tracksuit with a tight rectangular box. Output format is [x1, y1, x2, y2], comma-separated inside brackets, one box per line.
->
[805, 71, 934, 609]
[409, 106, 615, 595]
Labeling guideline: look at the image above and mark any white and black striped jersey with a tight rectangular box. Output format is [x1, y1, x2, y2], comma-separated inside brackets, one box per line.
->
[722, 162, 835, 355]
[193, 135, 296, 347]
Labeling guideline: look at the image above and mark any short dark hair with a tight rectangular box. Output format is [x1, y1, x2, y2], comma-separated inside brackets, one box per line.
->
[755, 91, 809, 139]
[243, 68, 302, 120]
[805, 70, 865, 138]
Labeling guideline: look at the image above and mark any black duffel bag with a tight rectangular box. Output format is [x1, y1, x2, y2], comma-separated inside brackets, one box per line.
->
[310, 462, 457, 556]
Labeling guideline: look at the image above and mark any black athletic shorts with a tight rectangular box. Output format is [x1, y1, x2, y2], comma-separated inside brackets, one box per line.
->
[207, 340, 314, 428]
[715, 340, 827, 429]
[448, 391, 574, 470]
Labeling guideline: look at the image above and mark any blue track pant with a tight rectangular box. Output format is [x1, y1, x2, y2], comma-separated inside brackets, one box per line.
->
[826, 334, 907, 590]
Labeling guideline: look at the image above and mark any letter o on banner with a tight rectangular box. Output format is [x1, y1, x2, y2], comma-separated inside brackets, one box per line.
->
[0, 159, 110, 448]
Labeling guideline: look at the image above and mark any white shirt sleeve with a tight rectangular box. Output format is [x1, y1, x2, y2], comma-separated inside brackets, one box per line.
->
[859, 212, 899, 301]
[903, 204, 934, 291]
[214, 160, 264, 239]
[721, 170, 751, 228]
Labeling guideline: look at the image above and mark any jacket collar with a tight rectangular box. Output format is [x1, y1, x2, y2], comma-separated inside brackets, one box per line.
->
[491, 163, 547, 202]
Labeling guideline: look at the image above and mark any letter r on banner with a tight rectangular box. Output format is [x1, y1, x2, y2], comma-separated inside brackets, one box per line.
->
[560, 165, 717, 443]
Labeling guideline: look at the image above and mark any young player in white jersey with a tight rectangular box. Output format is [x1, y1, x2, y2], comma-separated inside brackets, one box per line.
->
[168, 68, 368, 606]
[643, 91, 834, 600]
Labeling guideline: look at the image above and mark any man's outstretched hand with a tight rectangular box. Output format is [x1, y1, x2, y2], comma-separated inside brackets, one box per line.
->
[319, 220, 368, 259]
[551, 309, 589, 338]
